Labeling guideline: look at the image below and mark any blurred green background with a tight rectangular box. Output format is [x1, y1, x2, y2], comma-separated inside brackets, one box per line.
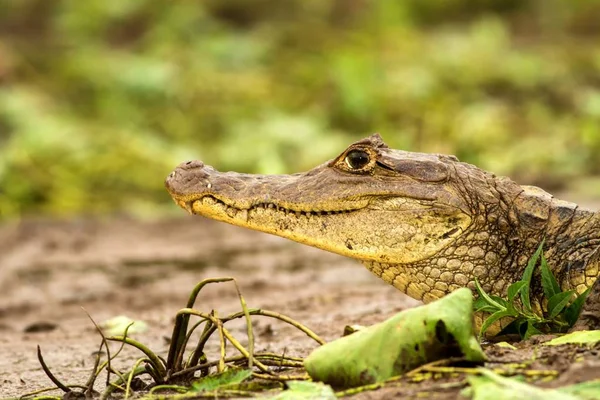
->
[1, 0, 600, 220]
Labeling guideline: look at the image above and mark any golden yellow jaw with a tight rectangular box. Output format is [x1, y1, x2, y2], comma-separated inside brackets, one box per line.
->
[189, 195, 471, 265]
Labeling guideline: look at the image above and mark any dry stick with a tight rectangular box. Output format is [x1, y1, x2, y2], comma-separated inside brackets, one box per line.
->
[170, 353, 303, 379]
[277, 348, 287, 373]
[174, 278, 253, 373]
[181, 319, 209, 368]
[171, 355, 247, 379]
[252, 372, 309, 381]
[336, 381, 388, 397]
[82, 308, 129, 389]
[220, 325, 271, 374]
[19, 384, 89, 399]
[233, 279, 255, 370]
[172, 278, 322, 374]
[237, 309, 325, 345]
[336, 362, 471, 398]
[211, 311, 227, 373]
[175, 308, 235, 376]
[413, 365, 558, 378]
[180, 309, 272, 374]
[194, 308, 325, 347]
[148, 385, 189, 394]
[187, 320, 214, 372]
[337, 380, 467, 398]
[36, 345, 71, 394]
[166, 277, 235, 371]
[84, 341, 103, 395]
[173, 306, 324, 377]
[124, 358, 147, 400]
[257, 353, 304, 363]
[405, 357, 465, 377]
[105, 336, 166, 380]
[101, 366, 147, 400]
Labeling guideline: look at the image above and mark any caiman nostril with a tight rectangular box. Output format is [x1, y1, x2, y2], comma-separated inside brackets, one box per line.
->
[180, 160, 204, 170]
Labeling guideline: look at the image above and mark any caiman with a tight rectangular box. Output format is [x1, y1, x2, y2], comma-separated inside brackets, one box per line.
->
[165, 134, 599, 334]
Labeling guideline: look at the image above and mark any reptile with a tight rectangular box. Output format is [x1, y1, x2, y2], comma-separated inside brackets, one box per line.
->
[165, 133, 599, 334]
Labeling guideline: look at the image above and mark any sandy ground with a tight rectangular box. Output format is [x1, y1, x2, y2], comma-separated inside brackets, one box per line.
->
[0, 216, 421, 398]
[0, 193, 599, 398]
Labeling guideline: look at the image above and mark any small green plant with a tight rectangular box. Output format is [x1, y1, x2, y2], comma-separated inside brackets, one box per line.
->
[474, 241, 591, 339]
[26, 277, 325, 399]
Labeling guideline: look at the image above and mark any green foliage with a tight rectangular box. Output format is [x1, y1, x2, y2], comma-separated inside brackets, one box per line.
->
[190, 368, 252, 393]
[305, 288, 485, 389]
[474, 241, 591, 339]
[1, 0, 600, 219]
[466, 368, 583, 400]
[544, 330, 600, 346]
[271, 381, 336, 400]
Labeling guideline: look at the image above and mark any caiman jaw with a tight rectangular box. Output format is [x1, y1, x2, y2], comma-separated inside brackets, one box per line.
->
[188, 195, 366, 221]
[172, 194, 367, 219]
[169, 191, 470, 266]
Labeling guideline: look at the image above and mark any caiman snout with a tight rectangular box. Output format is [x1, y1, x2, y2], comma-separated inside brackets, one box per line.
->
[165, 160, 212, 200]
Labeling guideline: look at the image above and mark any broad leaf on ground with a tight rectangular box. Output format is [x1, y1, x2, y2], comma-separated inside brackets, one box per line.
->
[466, 368, 579, 400]
[191, 368, 252, 393]
[304, 288, 485, 389]
[269, 381, 336, 399]
[544, 330, 600, 346]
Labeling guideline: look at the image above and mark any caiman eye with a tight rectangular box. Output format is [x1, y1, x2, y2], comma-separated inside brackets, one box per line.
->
[345, 149, 370, 170]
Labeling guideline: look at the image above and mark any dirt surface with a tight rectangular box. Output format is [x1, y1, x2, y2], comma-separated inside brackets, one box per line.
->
[0, 203, 599, 398]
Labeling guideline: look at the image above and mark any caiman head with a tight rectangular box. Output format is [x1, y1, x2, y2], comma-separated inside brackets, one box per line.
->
[167, 134, 600, 334]
[165, 134, 489, 270]
[167, 133, 557, 308]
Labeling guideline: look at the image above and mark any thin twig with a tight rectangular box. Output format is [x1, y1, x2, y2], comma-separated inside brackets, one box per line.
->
[166, 277, 235, 370]
[105, 336, 166, 381]
[36, 345, 71, 394]
[233, 279, 255, 370]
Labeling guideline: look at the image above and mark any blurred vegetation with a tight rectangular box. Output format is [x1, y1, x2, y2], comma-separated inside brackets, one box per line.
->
[1, 0, 600, 220]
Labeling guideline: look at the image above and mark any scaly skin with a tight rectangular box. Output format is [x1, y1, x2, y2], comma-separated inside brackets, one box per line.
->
[165, 134, 600, 334]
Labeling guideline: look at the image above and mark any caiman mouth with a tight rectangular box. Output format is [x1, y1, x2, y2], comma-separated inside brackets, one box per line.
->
[178, 191, 470, 265]
[175, 194, 366, 219]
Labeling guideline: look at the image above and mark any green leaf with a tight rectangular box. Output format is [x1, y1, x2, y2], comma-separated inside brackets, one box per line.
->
[191, 368, 252, 393]
[564, 286, 592, 327]
[473, 294, 505, 314]
[304, 288, 486, 388]
[507, 281, 527, 302]
[540, 254, 561, 300]
[489, 295, 510, 309]
[544, 330, 600, 346]
[474, 279, 505, 311]
[558, 378, 600, 399]
[473, 296, 489, 311]
[520, 240, 545, 314]
[494, 342, 517, 350]
[100, 315, 148, 336]
[497, 318, 527, 337]
[467, 368, 580, 400]
[475, 305, 499, 314]
[479, 309, 514, 339]
[547, 290, 575, 319]
[271, 381, 336, 400]
[522, 321, 544, 339]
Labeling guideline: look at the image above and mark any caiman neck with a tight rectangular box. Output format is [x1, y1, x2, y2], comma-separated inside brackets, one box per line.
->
[544, 205, 600, 293]
[362, 185, 600, 305]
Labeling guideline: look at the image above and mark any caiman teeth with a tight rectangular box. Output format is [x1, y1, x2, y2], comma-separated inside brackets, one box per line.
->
[196, 195, 356, 216]
[180, 200, 194, 214]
